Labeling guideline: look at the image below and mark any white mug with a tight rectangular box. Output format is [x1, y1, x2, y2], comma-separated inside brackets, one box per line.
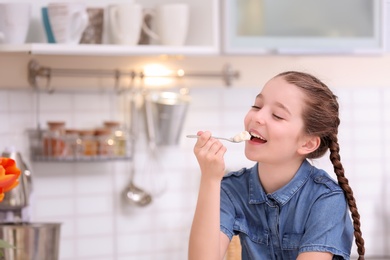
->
[108, 3, 143, 45]
[0, 3, 31, 44]
[143, 3, 190, 46]
[47, 2, 89, 44]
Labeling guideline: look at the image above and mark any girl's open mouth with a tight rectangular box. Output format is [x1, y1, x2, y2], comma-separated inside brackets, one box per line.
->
[249, 132, 267, 144]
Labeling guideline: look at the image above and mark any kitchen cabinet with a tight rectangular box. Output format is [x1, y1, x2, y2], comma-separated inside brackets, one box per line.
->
[223, 0, 384, 54]
[0, 0, 219, 56]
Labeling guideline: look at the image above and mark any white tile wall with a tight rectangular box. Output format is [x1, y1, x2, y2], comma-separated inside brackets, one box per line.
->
[0, 85, 389, 259]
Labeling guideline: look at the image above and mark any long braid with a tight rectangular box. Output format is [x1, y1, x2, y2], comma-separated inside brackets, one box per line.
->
[328, 133, 365, 259]
[278, 71, 366, 259]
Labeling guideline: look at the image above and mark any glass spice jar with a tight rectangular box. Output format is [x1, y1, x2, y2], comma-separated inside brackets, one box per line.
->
[103, 121, 128, 156]
[95, 128, 115, 157]
[64, 129, 81, 159]
[43, 121, 66, 158]
[79, 130, 98, 157]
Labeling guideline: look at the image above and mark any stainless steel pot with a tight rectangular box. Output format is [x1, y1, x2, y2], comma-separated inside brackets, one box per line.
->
[0, 222, 61, 260]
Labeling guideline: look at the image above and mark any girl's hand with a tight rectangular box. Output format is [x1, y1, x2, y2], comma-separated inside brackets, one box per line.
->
[193, 131, 227, 181]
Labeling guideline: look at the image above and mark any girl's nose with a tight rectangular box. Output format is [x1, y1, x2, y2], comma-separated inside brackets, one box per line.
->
[254, 109, 266, 125]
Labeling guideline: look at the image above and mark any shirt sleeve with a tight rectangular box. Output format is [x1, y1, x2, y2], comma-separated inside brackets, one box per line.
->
[220, 186, 237, 240]
[299, 191, 354, 259]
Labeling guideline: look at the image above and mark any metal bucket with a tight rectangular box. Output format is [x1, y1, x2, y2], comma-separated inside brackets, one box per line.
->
[0, 222, 61, 260]
[145, 91, 191, 146]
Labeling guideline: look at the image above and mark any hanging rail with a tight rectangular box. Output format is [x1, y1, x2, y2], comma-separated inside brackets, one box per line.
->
[28, 59, 240, 93]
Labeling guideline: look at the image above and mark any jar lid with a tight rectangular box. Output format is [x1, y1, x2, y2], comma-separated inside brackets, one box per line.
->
[47, 121, 65, 129]
[95, 128, 111, 136]
[103, 121, 120, 128]
[78, 130, 95, 136]
[65, 129, 79, 135]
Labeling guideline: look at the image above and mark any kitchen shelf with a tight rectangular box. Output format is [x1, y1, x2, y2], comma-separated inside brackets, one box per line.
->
[31, 155, 132, 162]
[0, 43, 219, 56]
[28, 129, 133, 163]
[0, 0, 220, 57]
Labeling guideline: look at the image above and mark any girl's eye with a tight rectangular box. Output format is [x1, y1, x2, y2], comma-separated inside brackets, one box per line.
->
[251, 105, 261, 110]
[273, 114, 284, 120]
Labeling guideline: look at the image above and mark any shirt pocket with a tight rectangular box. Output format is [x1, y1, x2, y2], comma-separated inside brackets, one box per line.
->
[282, 233, 303, 250]
[281, 233, 302, 259]
[233, 220, 268, 245]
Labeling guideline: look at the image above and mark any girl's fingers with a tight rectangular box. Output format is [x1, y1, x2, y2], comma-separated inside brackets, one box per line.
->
[194, 131, 226, 162]
[194, 131, 212, 150]
[208, 138, 223, 156]
[216, 144, 227, 158]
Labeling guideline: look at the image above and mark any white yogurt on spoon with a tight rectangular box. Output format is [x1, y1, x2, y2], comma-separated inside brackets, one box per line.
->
[233, 131, 251, 142]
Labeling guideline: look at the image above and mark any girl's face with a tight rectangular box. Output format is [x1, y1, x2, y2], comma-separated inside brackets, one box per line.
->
[244, 76, 309, 164]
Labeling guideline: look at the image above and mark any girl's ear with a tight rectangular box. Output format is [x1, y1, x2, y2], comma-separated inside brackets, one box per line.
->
[298, 135, 321, 155]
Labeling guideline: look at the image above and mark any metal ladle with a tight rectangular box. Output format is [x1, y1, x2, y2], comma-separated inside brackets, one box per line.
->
[122, 161, 152, 206]
[122, 90, 152, 207]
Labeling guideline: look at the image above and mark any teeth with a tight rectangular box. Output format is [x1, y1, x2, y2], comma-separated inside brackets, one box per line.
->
[250, 132, 266, 141]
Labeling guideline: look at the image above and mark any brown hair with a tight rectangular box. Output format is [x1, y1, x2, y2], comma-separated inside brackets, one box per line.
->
[277, 71, 365, 259]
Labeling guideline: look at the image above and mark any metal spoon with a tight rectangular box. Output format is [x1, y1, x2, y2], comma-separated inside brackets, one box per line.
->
[186, 131, 251, 143]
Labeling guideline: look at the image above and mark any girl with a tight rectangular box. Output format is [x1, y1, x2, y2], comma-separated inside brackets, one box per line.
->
[188, 71, 365, 260]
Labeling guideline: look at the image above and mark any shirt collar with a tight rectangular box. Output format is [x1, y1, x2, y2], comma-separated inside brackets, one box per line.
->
[248, 163, 267, 204]
[248, 160, 313, 205]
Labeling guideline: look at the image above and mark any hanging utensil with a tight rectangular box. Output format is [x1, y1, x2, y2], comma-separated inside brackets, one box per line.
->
[121, 91, 152, 207]
[122, 158, 152, 207]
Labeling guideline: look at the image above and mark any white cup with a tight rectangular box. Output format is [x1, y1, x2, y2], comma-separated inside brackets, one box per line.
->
[47, 2, 89, 44]
[143, 3, 190, 46]
[0, 3, 31, 44]
[108, 3, 143, 45]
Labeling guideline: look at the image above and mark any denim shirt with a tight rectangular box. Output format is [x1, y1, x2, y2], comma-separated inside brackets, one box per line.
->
[220, 159, 353, 260]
